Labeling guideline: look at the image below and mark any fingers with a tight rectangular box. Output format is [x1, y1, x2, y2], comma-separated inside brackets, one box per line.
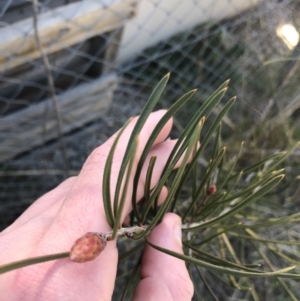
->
[7, 111, 174, 301]
[137, 139, 196, 199]
[133, 213, 194, 301]
[36, 110, 173, 247]
[4, 111, 194, 301]
[79, 109, 173, 215]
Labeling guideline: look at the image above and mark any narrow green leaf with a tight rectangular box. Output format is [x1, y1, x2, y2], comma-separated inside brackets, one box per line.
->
[119, 242, 145, 262]
[184, 175, 284, 231]
[120, 254, 142, 301]
[132, 88, 197, 220]
[102, 118, 132, 227]
[144, 117, 203, 219]
[237, 215, 300, 228]
[184, 243, 263, 273]
[115, 73, 170, 219]
[214, 170, 281, 209]
[175, 97, 236, 212]
[228, 275, 250, 290]
[192, 137, 199, 200]
[276, 280, 299, 301]
[213, 79, 230, 94]
[228, 231, 300, 245]
[212, 124, 222, 163]
[183, 148, 226, 221]
[218, 141, 244, 192]
[190, 223, 241, 246]
[144, 156, 157, 204]
[146, 238, 297, 278]
[225, 170, 244, 198]
[196, 266, 221, 301]
[252, 239, 299, 300]
[141, 156, 158, 222]
[134, 121, 202, 239]
[158, 83, 229, 193]
[197, 191, 228, 220]
[228, 153, 283, 181]
[199, 170, 243, 218]
[0, 252, 69, 274]
[187, 97, 236, 172]
[263, 245, 300, 265]
[265, 141, 300, 171]
[169, 117, 206, 212]
[159, 121, 203, 218]
[112, 137, 138, 238]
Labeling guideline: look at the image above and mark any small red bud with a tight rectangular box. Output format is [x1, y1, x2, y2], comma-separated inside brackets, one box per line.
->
[70, 232, 107, 262]
[207, 184, 217, 195]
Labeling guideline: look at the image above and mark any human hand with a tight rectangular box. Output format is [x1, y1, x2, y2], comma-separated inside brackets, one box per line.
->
[0, 110, 194, 301]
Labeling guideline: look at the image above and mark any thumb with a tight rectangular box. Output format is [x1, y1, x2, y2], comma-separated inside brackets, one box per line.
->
[133, 213, 194, 301]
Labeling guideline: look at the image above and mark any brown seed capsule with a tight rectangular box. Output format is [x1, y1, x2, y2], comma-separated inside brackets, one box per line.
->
[70, 232, 107, 262]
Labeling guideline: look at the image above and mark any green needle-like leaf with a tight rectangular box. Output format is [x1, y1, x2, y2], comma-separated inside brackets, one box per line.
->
[114, 73, 170, 220]
[146, 238, 298, 278]
[144, 156, 157, 206]
[184, 243, 263, 273]
[163, 88, 230, 180]
[218, 141, 244, 192]
[237, 212, 300, 228]
[119, 241, 145, 262]
[0, 252, 69, 274]
[229, 231, 300, 245]
[183, 148, 226, 220]
[120, 255, 142, 301]
[174, 97, 236, 211]
[102, 118, 132, 227]
[265, 141, 300, 171]
[212, 124, 222, 163]
[195, 266, 221, 301]
[131, 86, 196, 221]
[112, 137, 138, 238]
[184, 175, 284, 231]
[191, 223, 241, 246]
[229, 153, 283, 180]
[135, 121, 202, 238]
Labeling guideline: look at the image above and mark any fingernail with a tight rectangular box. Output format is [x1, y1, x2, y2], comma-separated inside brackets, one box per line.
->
[174, 222, 182, 246]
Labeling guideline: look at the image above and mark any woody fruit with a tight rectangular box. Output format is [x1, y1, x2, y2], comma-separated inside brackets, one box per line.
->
[70, 232, 107, 262]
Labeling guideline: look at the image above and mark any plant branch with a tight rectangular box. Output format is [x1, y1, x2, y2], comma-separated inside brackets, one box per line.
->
[105, 225, 148, 240]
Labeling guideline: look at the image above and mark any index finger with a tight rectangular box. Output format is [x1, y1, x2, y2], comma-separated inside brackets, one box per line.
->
[49, 110, 172, 238]
[18, 110, 173, 301]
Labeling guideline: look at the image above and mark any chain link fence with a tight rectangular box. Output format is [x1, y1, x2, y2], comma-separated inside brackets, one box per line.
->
[1, 0, 300, 233]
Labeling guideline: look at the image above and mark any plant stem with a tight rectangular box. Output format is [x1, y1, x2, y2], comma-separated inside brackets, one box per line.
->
[105, 225, 148, 240]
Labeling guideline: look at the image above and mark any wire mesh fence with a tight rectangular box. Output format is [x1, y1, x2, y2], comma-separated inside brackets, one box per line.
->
[1, 1, 300, 298]
[1, 0, 299, 228]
